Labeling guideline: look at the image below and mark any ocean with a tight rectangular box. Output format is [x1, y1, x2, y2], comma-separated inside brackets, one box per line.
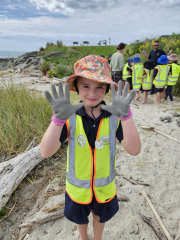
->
[0, 50, 26, 59]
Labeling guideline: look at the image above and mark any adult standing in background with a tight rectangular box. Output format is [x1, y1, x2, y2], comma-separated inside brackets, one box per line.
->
[110, 43, 125, 84]
[142, 40, 173, 94]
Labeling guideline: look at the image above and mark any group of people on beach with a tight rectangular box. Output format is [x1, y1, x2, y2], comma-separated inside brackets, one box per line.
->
[109, 40, 180, 104]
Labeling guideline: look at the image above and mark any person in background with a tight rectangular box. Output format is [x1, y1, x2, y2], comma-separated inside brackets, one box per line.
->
[131, 57, 143, 101]
[123, 58, 133, 92]
[142, 40, 173, 95]
[137, 60, 154, 104]
[110, 43, 125, 84]
[100, 55, 105, 58]
[152, 55, 169, 104]
[164, 54, 180, 103]
[108, 54, 112, 64]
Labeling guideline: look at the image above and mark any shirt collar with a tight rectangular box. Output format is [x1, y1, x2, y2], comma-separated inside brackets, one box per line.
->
[76, 101, 111, 118]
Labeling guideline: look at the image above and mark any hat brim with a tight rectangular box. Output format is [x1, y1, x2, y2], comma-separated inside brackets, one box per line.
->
[157, 59, 169, 64]
[66, 71, 118, 91]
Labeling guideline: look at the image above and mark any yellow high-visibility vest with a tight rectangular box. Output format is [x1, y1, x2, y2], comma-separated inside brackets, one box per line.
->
[153, 65, 169, 88]
[142, 69, 153, 90]
[123, 63, 131, 80]
[66, 114, 120, 204]
[131, 63, 143, 91]
[167, 63, 180, 86]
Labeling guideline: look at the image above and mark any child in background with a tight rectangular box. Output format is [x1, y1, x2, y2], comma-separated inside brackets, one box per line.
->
[131, 57, 143, 101]
[40, 55, 141, 240]
[138, 59, 154, 104]
[108, 54, 112, 64]
[152, 55, 169, 104]
[164, 54, 180, 103]
[123, 58, 133, 92]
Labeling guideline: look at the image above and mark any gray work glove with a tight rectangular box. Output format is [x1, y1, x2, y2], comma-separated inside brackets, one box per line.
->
[101, 81, 135, 118]
[45, 82, 83, 120]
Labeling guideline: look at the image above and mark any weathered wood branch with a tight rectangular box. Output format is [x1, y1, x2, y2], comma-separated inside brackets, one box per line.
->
[44, 201, 65, 213]
[142, 190, 172, 240]
[123, 176, 150, 186]
[18, 209, 64, 228]
[0, 144, 43, 210]
[139, 213, 167, 240]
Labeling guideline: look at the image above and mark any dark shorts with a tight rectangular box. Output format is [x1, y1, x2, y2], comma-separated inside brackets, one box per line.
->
[111, 71, 122, 83]
[126, 77, 133, 90]
[64, 192, 119, 224]
[154, 86, 164, 93]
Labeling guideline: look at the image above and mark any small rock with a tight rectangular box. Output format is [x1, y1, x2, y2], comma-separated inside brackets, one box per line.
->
[164, 116, 171, 122]
[159, 117, 163, 121]
[172, 112, 180, 117]
[164, 120, 168, 123]
[30, 73, 41, 78]
[155, 123, 162, 126]
[126, 187, 132, 194]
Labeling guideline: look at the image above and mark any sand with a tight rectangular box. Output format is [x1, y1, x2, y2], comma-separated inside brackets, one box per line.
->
[0, 73, 180, 240]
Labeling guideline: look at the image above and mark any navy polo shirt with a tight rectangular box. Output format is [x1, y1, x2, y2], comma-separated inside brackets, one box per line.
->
[60, 102, 124, 147]
[148, 49, 166, 66]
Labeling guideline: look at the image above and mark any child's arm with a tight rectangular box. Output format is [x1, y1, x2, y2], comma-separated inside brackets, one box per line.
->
[101, 82, 141, 156]
[121, 118, 141, 156]
[40, 83, 83, 158]
[40, 122, 63, 158]
[137, 75, 147, 79]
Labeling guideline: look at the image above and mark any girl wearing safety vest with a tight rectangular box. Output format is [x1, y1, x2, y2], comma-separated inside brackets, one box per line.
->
[40, 55, 141, 240]
[164, 54, 180, 103]
[137, 59, 154, 104]
[131, 57, 143, 101]
[152, 55, 169, 104]
[123, 58, 133, 93]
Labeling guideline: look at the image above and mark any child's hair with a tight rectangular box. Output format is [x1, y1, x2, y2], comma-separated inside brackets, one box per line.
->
[100, 55, 105, 58]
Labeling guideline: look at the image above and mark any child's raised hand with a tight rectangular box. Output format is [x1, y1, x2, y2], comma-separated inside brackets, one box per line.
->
[101, 82, 135, 118]
[45, 82, 83, 120]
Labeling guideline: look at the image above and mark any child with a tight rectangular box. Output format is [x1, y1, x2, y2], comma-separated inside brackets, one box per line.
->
[131, 57, 143, 101]
[137, 59, 154, 104]
[152, 55, 169, 104]
[40, 55, 141, 240]
[108, 54, 112, 64]
[123, 58, 133, 92]
[164, 54, 180, 103]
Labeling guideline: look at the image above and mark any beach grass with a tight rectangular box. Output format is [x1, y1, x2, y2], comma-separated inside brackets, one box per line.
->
[0, 79, 52, 157]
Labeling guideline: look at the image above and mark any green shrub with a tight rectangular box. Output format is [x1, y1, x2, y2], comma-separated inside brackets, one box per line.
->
[55, 64, 67, 78]
[48, 70, 56, 78]
[46, 42, 50, 49]
[57, 40, 63, 48]
[39, 46, 45, 52]
[40, 62, 50, 75]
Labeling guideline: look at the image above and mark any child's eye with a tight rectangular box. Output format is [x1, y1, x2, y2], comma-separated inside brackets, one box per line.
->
[83, 85, 89, 88]
[97, 86, 103, 89]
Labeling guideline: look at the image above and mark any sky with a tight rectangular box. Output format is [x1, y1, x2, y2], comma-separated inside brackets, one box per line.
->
[0, 0, 180, 52]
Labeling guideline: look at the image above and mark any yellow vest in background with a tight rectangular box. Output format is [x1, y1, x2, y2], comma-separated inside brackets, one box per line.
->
[123, 63, 131, 80]
[167, 63, 180, 86]
[66, 114, 120, 204]
[153, 65, 169, 88]
[142, 69, 153, 90]
[132, 63, 143, 91]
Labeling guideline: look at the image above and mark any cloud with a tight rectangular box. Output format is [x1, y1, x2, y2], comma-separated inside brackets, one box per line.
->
[0, 0, 180, 50]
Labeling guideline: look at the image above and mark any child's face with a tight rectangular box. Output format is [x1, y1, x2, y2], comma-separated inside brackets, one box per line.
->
[77, 77, 107, 108]
[129, 61, 133, 66]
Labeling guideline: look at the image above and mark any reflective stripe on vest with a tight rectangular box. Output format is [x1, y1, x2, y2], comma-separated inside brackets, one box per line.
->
[142, 69, 153, 90]
[66, 114, 118, 189]
[154, 65, 169, 88]
[167, 63, 180, 86]
[123, 63, 131, 80]
[132, 64, 143, 90]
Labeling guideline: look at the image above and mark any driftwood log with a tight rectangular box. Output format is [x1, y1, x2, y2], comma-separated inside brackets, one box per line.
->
[175, 220, 180, 240]
[19, 193, 128, 229]
[139, 213, 167, 240]
[0, 144, 43, 210]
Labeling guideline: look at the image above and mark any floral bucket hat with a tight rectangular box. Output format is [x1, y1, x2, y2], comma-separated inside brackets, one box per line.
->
[169, 54, 178, 61]
[66, 55, 117, 91]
